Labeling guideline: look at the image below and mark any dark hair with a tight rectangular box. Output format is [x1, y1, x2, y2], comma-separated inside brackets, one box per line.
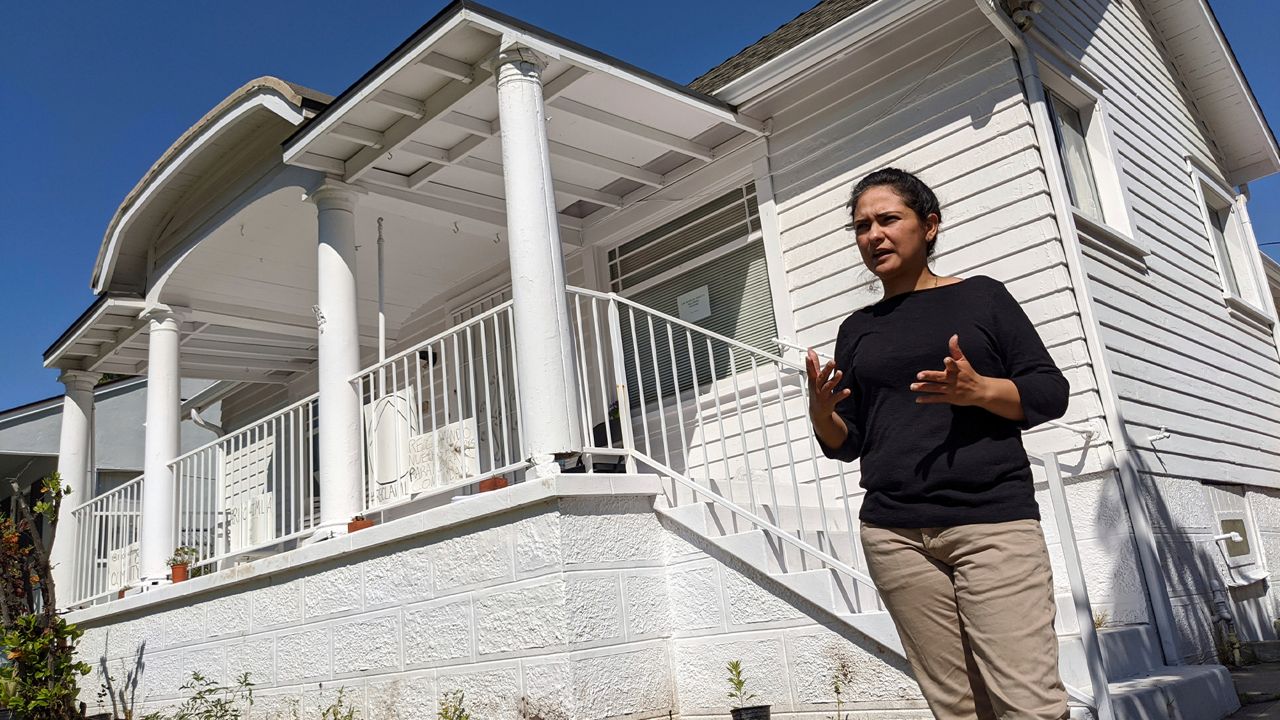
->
[847, 168, 942, 257]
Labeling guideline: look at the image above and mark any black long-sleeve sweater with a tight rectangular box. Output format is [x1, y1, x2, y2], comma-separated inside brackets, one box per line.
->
[817, 275, 1069, 527]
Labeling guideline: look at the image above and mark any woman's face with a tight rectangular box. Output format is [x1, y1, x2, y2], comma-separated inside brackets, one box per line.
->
[851, 185, 939, 280]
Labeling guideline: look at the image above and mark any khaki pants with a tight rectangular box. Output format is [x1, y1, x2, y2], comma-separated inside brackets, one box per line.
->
[860, 520, 1068, 720]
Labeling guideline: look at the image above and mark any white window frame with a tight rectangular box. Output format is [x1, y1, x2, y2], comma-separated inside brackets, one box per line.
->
[1187, 158, 1273, 326]
[1031, 37, 1147, 261]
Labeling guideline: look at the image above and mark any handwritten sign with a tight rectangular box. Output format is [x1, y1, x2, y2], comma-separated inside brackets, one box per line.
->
[370, 418, 479, 508]
[222, 434, 277, 552]
[107, 541, 140, 589]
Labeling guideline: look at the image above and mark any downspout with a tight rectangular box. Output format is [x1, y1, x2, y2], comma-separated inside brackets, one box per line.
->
[189, 408, 223, 437]
[1234, 185, 1280, 366]
[973, 0, 1183, 666]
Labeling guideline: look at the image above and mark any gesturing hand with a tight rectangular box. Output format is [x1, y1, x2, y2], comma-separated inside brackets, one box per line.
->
[806, 348, 851, 419]
[911, 334, 991, 407]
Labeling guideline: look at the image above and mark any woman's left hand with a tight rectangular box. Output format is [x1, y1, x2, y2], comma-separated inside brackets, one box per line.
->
[911, 335, 990, 406]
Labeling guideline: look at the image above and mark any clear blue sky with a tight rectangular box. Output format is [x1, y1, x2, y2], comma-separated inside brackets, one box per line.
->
[0, 0, 1276, 410]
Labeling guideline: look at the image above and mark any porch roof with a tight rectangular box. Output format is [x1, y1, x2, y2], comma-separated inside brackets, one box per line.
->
[281, 0, 766, 238]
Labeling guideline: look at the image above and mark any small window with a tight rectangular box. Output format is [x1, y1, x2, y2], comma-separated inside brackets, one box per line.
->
[1047, 91, 1104, 222]
[1193, 169, 1268, 317]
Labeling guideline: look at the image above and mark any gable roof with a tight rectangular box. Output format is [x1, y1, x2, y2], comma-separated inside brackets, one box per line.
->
[689, 0, 881, 94]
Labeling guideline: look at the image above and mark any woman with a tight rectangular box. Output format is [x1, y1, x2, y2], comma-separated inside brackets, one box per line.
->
[807, 168, 1070, 720]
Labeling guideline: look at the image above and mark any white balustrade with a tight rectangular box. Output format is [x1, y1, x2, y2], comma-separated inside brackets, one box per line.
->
[169, 395, 319, 570]
[352, 301, 525, 515]
[70, 474, 143, 606]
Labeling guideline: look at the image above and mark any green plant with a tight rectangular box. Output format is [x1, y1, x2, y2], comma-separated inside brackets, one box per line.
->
[167, 546, 199, 568]
[0, 471, 91, 720]
[1093, 609, 1111, 629]
[828, 656, 854, 720]
[144, 671, 254, 720]
[319, 687, 359, 720]
[726, 659, 757, 708]
[438, 689, 471, 720]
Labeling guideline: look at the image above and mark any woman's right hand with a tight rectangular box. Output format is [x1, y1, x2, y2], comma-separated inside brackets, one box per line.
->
[806, 348, 851, 420]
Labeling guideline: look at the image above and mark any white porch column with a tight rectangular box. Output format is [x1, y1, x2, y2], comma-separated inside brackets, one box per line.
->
[49, 369, 100, 604]
[140, 309, 181, 583]
[494, 45, 583, 471]
[311, 181, 363, 532]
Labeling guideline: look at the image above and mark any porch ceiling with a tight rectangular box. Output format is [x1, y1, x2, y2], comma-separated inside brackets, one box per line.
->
[282, 1, 766, 238]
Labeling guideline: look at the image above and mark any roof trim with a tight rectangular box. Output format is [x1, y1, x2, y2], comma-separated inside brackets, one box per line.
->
[706, 0, 931, 105]
[42, 293, 147, 367]
[1197, 0, 1280, 184]
[92, 77, 329, 294]
[283, 0, 746, 160]
[0, 376, 147, 424]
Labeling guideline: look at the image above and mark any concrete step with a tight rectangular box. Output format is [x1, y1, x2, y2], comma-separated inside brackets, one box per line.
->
[1059, 625, 1163, 686]
[1107, 664, 1239, 720]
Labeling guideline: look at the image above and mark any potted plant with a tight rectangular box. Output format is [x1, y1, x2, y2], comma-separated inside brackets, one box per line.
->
[116, 586, 129, 600]
[348, 514, 375, 533]
[167, 546, 198, 583]
[478, 475, 508, 493]
[727, 659, 770, 720]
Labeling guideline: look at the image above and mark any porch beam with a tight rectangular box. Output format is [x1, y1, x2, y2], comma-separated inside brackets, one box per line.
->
[179, 338, 316, 361]
[360, 167, 584, 235]
[456, 156, 623, 208]
[332, 123, 385, 147]
[419, 51, 475, 82]
[548, 140, 663, 188]
[172, 367, 291, 384]
[371, 90, 425, 118]
[343, 55, 496, 183]
[547, 97, 715, 161]
[86, 318, 151, 373]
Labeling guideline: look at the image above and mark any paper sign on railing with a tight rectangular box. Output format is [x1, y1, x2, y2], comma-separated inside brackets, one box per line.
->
[107, 541, 140, 589]
[369, 418, 479, 508]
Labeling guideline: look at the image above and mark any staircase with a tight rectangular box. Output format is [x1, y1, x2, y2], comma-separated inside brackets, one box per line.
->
[1059, 626, 1240, 720]
[566, 286, 1239, 720]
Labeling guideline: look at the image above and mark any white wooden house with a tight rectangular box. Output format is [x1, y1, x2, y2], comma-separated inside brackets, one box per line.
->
[37, 0, 1279, 718]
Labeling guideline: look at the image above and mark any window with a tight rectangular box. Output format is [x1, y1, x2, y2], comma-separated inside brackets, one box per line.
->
[1036, 58, 1145, 258]
[1191, 165, 1269, 319]
[607, 182, 777, 403]
[1046, 91, 1104, 222]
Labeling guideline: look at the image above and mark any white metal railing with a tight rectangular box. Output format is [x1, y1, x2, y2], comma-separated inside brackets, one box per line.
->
[70, 474, 143, 606]
[567, 287, 880, 610]
[569, 285, 1111, 717]
[169, 394, 319, 570]
[352, 300, 526, 515]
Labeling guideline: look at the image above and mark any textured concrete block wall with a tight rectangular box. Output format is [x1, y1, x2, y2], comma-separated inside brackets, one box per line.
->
[75, 495, 677, 720]
[1246, 488, 1280, 629]
[658, 510, 929, 719]
[1034, 470, 1150, 632]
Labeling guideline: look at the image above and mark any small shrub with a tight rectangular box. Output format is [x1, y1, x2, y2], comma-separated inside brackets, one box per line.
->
[726, 659, 757, 708]
[143, 671, 254, 720]
[438, 689, 471, 720]
[828, 655, 854, 720]
[319, 687, 358, 720]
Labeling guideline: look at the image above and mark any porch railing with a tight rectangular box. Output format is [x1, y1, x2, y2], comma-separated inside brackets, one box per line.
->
[168, 394, 319, 571]
[70, 474, 143, 606]
[566, 286, 880, 608]
[352, 300, 526, 516]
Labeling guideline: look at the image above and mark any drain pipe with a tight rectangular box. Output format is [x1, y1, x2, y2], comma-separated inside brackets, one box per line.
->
[973, 0, 1182, 666]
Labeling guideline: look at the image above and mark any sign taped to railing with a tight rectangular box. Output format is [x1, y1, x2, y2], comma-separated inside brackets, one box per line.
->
[107, 541, 140, 589]
[222, 435, 278, 552]
[369, 417, 479, 507]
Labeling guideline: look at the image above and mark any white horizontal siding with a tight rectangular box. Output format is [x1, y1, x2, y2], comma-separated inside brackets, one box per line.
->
[752, 0, 1105, 469]
[1034, 0, 1280, 500]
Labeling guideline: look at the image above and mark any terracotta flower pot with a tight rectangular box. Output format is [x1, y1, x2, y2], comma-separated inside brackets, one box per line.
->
[171, 563, 189, 583]
[348, 517, 375, 533]
[478, 475, 509, 493]
[730, 706, 771, 720]
[117, 589, 127, 600]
